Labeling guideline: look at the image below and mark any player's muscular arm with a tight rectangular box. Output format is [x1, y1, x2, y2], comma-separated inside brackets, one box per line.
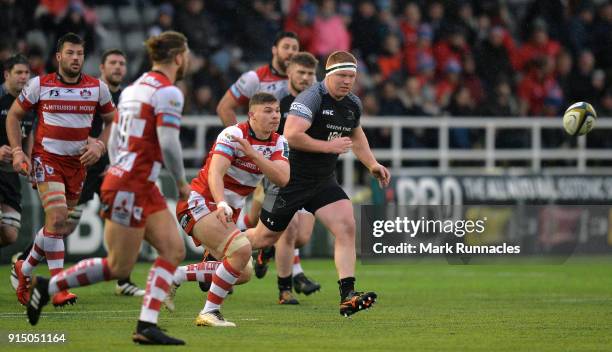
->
[97, 110, 116, 146]
[157, 125, 190, 200]
[6, 101, 30, 174]
[216, 90, 240, 127]
[24, 129, 34, 158]
[208, 154, 234, 224]
[350, 126, 377, 170]
[232, 136, 290, 187]
[208, 155, 231, 203]
[351, 126, 391, 188]
[284, 115, 352, 154]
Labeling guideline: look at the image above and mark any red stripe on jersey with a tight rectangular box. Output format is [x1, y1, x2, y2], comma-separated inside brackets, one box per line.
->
[97, 101, 115, 114]
[271, 152, 288, 162]
[40, 124, 90, 141]
[17, 97, 35, 111]
[223, 175, 256, 196]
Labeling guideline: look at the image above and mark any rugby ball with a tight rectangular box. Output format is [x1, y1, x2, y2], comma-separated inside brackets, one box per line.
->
[562, 101, 597, 136]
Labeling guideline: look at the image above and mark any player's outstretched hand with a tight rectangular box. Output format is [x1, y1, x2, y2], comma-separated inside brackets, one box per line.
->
[0, 145, 13, 163]
[327, 137, 352, 154]
[231, 136, 258, 159]
[80, 140, 105, 167]
[370, 163, 391, 188]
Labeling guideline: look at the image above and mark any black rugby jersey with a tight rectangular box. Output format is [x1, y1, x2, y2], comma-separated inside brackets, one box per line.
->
[287, 81, 362, 180]
[278, 92, 295, 135]
[0, 85, 34, 149]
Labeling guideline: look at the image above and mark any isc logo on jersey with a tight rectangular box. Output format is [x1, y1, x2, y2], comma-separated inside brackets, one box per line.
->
[322, 109, 334, 116]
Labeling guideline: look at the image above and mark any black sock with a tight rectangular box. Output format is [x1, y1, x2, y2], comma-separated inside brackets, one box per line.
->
[117, 276, 131, 285]
[278, 275, 292, 292]
[338, 277, 355, 301]
[17, 242, 34, 261]
[137, 320, 156, 331]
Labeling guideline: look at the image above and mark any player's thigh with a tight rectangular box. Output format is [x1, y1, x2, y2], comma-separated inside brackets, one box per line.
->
[144, 208, 185, 263]
[315, 199, 356, 238]
[281, 213, 301, 244]
[104, 219, 145, 276]
[192, 212, 241, 259]
[296, 210, 316, 246]
[249, 181, 265, 219]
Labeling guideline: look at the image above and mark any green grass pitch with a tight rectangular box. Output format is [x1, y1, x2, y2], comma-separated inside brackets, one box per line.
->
[1, 257, 611, 351]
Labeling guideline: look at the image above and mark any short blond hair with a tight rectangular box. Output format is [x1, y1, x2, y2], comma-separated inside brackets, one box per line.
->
[325, 51, 357, 70]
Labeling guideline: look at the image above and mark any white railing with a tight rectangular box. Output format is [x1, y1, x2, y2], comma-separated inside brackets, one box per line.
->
[181, 116, 612, 196]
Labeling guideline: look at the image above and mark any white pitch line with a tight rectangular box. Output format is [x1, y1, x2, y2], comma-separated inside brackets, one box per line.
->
[0, 309, 140, 317]
[0, 310, 260, 321]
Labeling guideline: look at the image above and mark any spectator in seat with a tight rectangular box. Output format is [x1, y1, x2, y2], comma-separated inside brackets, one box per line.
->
[474, 26, 514, 91]
[513, 19, 561, 72]
[311, 0, 350, 59]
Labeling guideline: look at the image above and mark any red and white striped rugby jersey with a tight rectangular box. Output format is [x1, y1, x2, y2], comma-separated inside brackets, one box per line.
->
[17, 73, 114, 165]
[229, 64, 288, 104]
[102, 71, 184, 193]
[191, 121, 289, 210]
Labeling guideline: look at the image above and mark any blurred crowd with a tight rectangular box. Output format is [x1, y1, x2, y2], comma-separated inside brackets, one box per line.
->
[1, 0, 612, 150]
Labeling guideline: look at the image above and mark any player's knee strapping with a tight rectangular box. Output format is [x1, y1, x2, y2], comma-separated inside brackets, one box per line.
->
[216, 229, 250, 258]
[1, 211, 21, 230]
[66, 204, 84, 225]
[39, 182, 67, 211]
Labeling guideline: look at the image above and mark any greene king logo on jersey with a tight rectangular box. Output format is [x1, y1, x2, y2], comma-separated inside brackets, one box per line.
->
[290, 102, 312, 118]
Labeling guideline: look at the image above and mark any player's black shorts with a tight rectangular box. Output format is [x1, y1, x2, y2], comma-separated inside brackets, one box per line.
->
[78, 155, 109, 205]
[0, 170, 22, 212]
[260, 176, 348, 232]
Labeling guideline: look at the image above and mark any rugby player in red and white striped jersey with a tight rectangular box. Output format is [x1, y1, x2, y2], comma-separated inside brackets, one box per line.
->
[7, 33, 115, 308]
[24, 31, 191, 346]
[173, 92, 289, 327]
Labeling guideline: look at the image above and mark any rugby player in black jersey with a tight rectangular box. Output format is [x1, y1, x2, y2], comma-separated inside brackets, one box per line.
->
[246, 51, 390, 316]
[0, 55, 33, 250]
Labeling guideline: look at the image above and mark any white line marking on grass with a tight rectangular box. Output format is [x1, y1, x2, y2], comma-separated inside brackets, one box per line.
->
[0, 309, 141, 317]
